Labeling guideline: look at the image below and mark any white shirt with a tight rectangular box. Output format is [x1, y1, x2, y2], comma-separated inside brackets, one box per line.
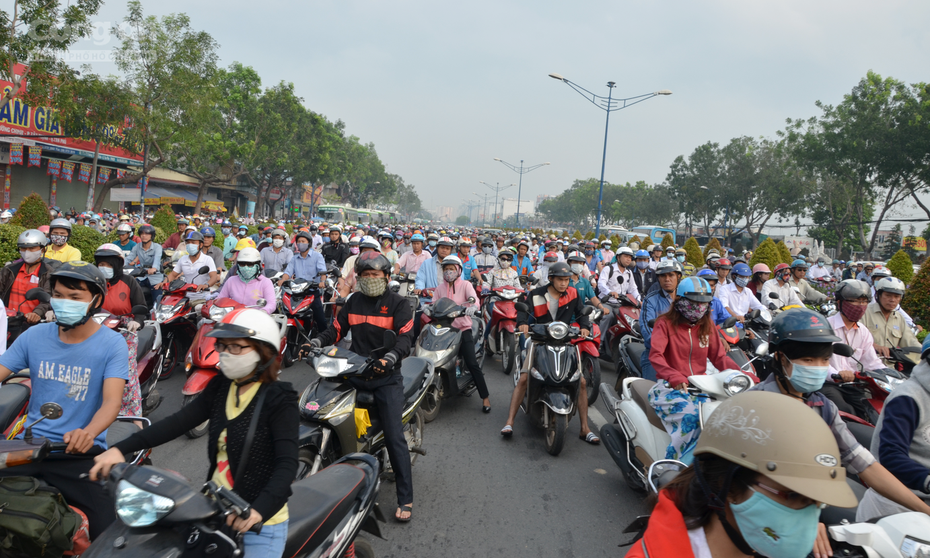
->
[173, 252, 216, 286]
[597, 263, 640, 301]
[716, 282, 764, 317]
[688, 527, 712, 558]
[808, 264, 831, 280]
[760, 278, 804, 308]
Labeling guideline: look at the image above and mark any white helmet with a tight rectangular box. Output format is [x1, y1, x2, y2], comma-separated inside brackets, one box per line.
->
[117, 223, 133, 234]
[441, 255, 463, 269]
[359, 236, 381, 251]
[207, 308, 281, 353]
[616, 247, 635, 257]
[0, 210, 11, 220]
[874, 276, 905, 296]
[237, 247, 261, 264]
[600, 240, 612, 247]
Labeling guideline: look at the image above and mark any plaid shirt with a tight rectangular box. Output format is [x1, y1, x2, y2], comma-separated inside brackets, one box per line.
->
[8, 263, 41, 315]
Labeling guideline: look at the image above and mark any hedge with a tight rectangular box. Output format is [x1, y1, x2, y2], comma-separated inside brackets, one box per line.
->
[886, 250, 914, 285]
[660, 233, 675, 250]
[0, 224, 27, 264]
[776, 241, 793, 265]
[10, 193, 50, 230]
[749, 238, 782, 274]
[151, 205, 177, 234]
[629, 235, 642, 247]
[901, 256, 930, 328]
[684, 237, 703, 269]
[703, 237, 723, 258]
[104, 226, 168, 246]
[68, 226, 107, 262]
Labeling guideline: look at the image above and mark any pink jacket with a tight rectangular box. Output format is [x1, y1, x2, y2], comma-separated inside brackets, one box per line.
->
[433, 279, 478, 331]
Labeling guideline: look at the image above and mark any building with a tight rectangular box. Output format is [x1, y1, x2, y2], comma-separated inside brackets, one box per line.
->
[434, 206, 454, 221]
[500, 198, 535, 220]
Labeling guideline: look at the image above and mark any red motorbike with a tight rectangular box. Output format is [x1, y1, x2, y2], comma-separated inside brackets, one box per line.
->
[280, 278, 323, 368]
[181, 297, 287, 438]
[599, 293, 642, 366]
[92, 307, 164, 415]
[154, 271, 210, 378]
[482, 285, 524, 376]
[572, 306, 603, 406]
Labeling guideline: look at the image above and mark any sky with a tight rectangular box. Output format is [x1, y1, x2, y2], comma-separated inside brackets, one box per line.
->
[69, 0, 930, 222]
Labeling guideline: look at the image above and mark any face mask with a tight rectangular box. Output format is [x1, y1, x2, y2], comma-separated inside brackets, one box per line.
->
[635, 261, 648, 270]
[237, 264, 260, 282]
[358, 276, 387, 298]
[218, 350, 261, 380]
[443, 269, 459, 282]
[350, 246, 360, 255]
[272, 238, 284, 248]
[222, 228, 231, 235]
[98, 266, 114, 280]
[482, 246, 492, 254]
[50, 298, 91, 326]
[186, 243, 200, 256]
[730, 489, 820, 558]
[584, 250, 594, 256]
[499, 258, 513, 268]
[777, 271, 790, 282]
[50, 234, 68, 247]
[785, 359, 829, 393]
[676, 255, 685, 263]
[570, 264, 584, 275]
[735, 276, 749, 288]
[297, 242, 309, 253]
[428, 240, 437, 248]
[840, 301, 866, 323]
[20, 249, 42, 264]
[675, 298, 709, 324]
[817, 262, 824, 267]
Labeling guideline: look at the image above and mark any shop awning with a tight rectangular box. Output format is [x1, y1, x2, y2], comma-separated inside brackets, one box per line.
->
[116, 185, 224, 211]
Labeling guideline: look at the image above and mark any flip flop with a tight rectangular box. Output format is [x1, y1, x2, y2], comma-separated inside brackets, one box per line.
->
[580, 432, 600, 445]
[396, 504, 413, 523]
[500, 425, 513, 437]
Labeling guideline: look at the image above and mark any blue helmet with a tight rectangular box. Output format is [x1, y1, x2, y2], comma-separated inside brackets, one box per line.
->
[410, 233, 425, 242]
[696, 268, 717, 280]
[200, 226, 216, 238]
[676, 276, 714, 302]
[922, 336, 930, 361]
[732, 263, 752, 277]
[222, 220, 232, 227]
[634, 249, 650, 259]
[791, 259, 808, 269]
[238, 225, 248, 231]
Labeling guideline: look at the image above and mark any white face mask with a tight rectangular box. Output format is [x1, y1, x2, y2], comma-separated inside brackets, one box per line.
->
[20, 249, 42, 264]
[272, 238, 285, 248]
[219, 350, 261, 380]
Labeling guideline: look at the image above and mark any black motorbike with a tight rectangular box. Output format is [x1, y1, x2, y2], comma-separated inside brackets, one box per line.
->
[414, 297, 486, 422]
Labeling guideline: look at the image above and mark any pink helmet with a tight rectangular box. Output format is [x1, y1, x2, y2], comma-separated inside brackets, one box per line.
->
[752, 263, 771, 274]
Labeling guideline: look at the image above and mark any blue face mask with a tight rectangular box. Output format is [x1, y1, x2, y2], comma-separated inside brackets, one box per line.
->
[635, 261, 648, 270]
[676, 255, 685, 263]
[296, 242, 310, 253]
[730, 489, 820, 558]
[186, 243, 200, 256]
[584, 250, 594, 256]
[50, 298, 92, 327]
[98, 266, 114, 280]
[735, 276, 749, 288]
[787, 359, 829, 393]
[428, 240, 437, 248]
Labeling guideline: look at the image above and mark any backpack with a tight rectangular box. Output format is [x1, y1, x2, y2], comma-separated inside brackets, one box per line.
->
[0, 476, 79, 557]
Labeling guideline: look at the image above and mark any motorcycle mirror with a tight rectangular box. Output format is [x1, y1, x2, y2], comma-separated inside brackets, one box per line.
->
[197, 265, 210, 275]
[255, 299, 267, 307]
[382, 330, 397, 351]
[388, 280, 400, 293]
[467, 296, 476, 304]
[721, 316, 738, 329]
[647, 318, 656, 327]
[25, 288, 51, 303]
[515, 302, 529, 313]
[832, 343, 854, 357]
[901, 346, 922, 354]
[580, 305, 594, 316]
[39, 402, 63, 420]
[263, 269, 277, 278]
[768, 292, 780, 299]
[754, 342, 769, 357]
[130, 305, 149, 316]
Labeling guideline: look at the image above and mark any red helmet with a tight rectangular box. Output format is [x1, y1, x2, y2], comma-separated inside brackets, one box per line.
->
[773, 263, 790, 273]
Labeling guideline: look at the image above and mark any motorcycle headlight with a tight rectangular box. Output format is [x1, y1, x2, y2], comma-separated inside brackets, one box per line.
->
[547, 322, 569, 340]
[723, 372, 753, 396]
[154, 303, 177, 323]
[569, 369, 582, 382]
[291, 282, 309, 294]
[500, 289, 518, 300]
[759, 308, 772, 323]
[115, 480, 175, 527]
[873, 376, 901, 393]
[530, 368, 544, 381]
[320, 392, 355, 420]
[628, 319, 639, 332]
[209, 305, 233, 322]
[92, 313, 108, 325]
[314, 355, 349, 378]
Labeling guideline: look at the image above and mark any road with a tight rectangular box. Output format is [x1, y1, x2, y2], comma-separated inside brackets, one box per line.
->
[147, 352, 649, 558]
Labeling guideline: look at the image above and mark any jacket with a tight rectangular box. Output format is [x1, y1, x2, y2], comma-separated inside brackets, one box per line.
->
[102, 275, 148, 324]
[433, 279, 478, 331]
[414, 254, 443, 302]
[649, 317, 738, 386]
[788, 276, 827, 304]
[0, 258, 59, 317]
[632, 267, 657, 297]
[862, 302, 920, 365]
[624, 491, 695, 558]
[517, 284, 591, 331]
[321, 241, 351, 268]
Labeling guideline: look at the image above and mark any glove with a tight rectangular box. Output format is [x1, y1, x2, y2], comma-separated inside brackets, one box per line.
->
[126, 321, 141, 333]
[372, 353, 396, 375]
[45, 310, 56, 321]
[309, 338, 322, 350]
[465, 306, 478, 317]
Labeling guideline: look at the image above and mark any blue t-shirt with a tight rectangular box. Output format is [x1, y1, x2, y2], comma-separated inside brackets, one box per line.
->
[0, 323, 129, 449]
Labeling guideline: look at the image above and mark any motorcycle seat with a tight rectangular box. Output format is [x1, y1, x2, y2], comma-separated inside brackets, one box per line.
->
[626, 342, 647, 373]
[628, 378, 664, 431]
[356, 390, 376, 408]
[283, 463, 366, 558]
[0, 382, 30, 432]
[136, 327, 156, 360]
[401, 358, 430, 401]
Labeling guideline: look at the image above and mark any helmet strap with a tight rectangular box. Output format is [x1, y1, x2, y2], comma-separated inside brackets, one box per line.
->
[694, 458, 760, 557]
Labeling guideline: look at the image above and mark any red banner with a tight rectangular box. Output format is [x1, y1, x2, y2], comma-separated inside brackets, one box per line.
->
[9, 143, 23, 165]
[47, 159, 61, 177]
[27, 145, 41, 167]
[78, 163, 91, 183]
[60, 161, 74, 182]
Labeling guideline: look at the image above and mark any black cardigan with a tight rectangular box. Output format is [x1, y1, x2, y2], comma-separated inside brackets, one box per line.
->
[114, 376, 299, 520]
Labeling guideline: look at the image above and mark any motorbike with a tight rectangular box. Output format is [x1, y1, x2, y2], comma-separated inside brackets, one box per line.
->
[414, 297, 485, 422]
[881, 345, 922, 377]
[391, 271, 420, 312]
[92, 306, 164, 416]
[831, 343, 908, 425]
[600, 293, 642, 368]
[572, 306, 603, 406]
[297, 331, 433, 479]
[481, 284, 523, 376]
[512, 302, 592, 456]
[153, 266, 212, 379]
[280, 278, 323, 367]
[80, 453, 384, 558]
[180, 297, 288, 438]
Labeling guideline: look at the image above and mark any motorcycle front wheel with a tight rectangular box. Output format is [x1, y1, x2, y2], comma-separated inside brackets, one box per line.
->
[296, 446, 338, 480]
[182, 394, 210, 439]
[405, 409, 425, 467]
[582, 354, 601, 406]
[282, 329, 297, 368]
[501, 331, 516, 375]
[161, 333, 180, 379]
[545, 410, 567, 456]
[420, 382, 442, 423]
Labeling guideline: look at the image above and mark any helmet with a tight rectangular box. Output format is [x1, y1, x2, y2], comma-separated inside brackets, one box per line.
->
[262, 226, 274, 234]
[616, 247, 634, 258]
[716, 258, 733, 270]
[666, 245, 675, 252]
[675, 247, 687, 255]
[49, 218, 72, 232]
[791, 259, 808, 269]
[696, 268, 718, 281]
[238, 224, 248, 231]
[676, 276, 714, 302]
[207, 308, 281, 353]
[922, 336, 930, 361]
[427, 233, 439, 241]
[355, 251, 392, 275]
[330, 225, 343, 233]
[548, 262, 573, 278]
[185, 231, 204, 243]
[634, 249, 649, 259]
[655, 260, 680, 276]
[695, 391, 856, 508]
[864, 262, 874, 270]
[437, 236, 454, 247]
[348, 236, 360, 246]
[196, 226, 214, 238]
[138, 224, 156, 236]
[480, 238, 493, 247]
[234, 238, 256, 251]
[410, 233, 425, 242]
[600, 240, 612, 247]
[359, 236, 381, 251]
[178, 218, 189, 226]
[237, 247, 261, 264]
[117, 223, 133, 234]
[295, 231, 312, 243]
[271, 228, 287, 239]
[0, 210, 11, 219]
[50, 261, 108, 298]
[441, 255, 463, 269]
[732, 263, 752, 277]
[222, 220, 232, 227]
[835, 279, 872, 303]
[566, 251, 585, 263]
[751, 263, 771, 274]
[870, 266, 890, 279]
[17, 229, 48, 249]
[769, 307, 841, 346]
[458, 238, 473, 247]
[874, 277, 905, 296]
[543, 251, 559, 263]
[94, 243, 124, 260]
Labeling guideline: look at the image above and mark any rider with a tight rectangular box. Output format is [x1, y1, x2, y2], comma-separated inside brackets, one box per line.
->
[808, 256, 831, 280]
[303, 252, 416, 522]
[482, 247, 521, 292]
[714, 257, 732, 285]
[513, 240, 535, 278]
[760, 263, 804, 309]
[863, 277, 920, 364]
[647, 276, 740, 462]
[114, 223, 137, 253]
[788, 259, 829, 305]
[127, 224, 163, 305]
[92, 309, 299, 557]
[747, 263, 770, 300]
[632, 249, 657, 296]
[415, 236, 453, 305]
[217, 247, 277, 314]
[280, 231, 328, 331]
[0, 230, 58, 342]
[221, 220, 237, 260]
[567, 251, 605, 313]
[648, 244, 663, 270]
[456, 238, 476, 280]
[531, 251, 559, 287]
[159, 231, 219, 291]
[201, 227, 227, 272]
[394, 232, 430, 276]
[471, 238, 497, 280]
[696, 268, 736, 327]
[715, 263, 765, 323]
[0, 262, 129, 540]
[857, 262, 875, 284]
[598, 240, 614, 265]
[162, 218, 189, 250]
[597, 246, 640, 302]
[44, 218, 82, 263]
[503, 262, 598, 444]
[675, 247, 695, 276]
[627, 391, 857, 558]
[639, 261, 681, 382]
[379, 230, 398, 266]
[338, 236, 381, 296]
[321, 225, 351, 267]
[260, 228, 292, 274]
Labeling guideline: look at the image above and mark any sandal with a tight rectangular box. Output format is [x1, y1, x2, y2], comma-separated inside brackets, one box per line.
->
[500, 425, 513, 437]
[580, 432, 600, 445]
[396, 504, 413, 523]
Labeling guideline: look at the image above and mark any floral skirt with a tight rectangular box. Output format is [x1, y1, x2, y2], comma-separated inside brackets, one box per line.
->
[647, 382, 708, 464]
[119, 330, 143, 417]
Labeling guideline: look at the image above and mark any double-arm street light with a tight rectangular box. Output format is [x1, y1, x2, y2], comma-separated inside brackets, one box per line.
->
[479, 181, 515, 226]
[473, 192, 490, 226]
[493, 158, 550, 228]
[548, 73, 671, 238]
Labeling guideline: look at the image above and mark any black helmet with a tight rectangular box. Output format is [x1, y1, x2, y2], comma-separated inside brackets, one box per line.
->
[184, 231, 204, 243]
[295, 231, 313, 243]
[50, 261, 108, 298]
[548, 262, 573, 278]
[835, 279, 871, 303]
[769, 308, 841, 347]
[355, 251, 392, 275]
[138, 224, 156, 236]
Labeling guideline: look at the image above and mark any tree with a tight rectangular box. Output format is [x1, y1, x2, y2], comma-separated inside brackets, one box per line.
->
[886, 250, 914, 285]
[667, 142, 722, 239]
[901, 257, 930, 327]
[455, 215, 468, 225]
[628, 235, 642, 247]
[703, 237, 723, 259]
[10, 193, 49, 229]
[749, 238, 782, 275]
[883, 224, 903, 260]
[683, 237, 703, 269]
[660, 232, 675, 251]
[150, 205, 176, 233]
[776, 240, 794, 264]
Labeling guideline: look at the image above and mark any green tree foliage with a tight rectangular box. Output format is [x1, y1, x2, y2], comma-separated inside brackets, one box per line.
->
[571, 230, 583, 240]
[749, 238, 782, 274]
[455, 215, 469, 225]
[684, 237, 703, 269]
[68, 226, 106, 262]
[901, 257, 930, 327]
[151, 205, 177, 234]
[882, 224, 903, 260]
[629, 235, 642, 247]
[886, 250, 914, 285]
[610, 235, 622, 248]
[10, 193, 50, 229]
[660, 233, 675, 250]
[584, 231, 595, 240]
[776, 241, 794, 264]
[0, 224, 27, 264]
[703, 237, 723, 258]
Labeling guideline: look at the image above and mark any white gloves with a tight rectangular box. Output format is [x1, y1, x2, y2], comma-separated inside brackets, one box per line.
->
[126, 321, 142, 333]
[465, 306, 478, 317]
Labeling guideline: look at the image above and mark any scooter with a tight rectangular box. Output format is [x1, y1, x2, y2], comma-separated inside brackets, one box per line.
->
[572, 306, 603, 406]
[180, 297, 287, 438]
[298, 331, 433, 479]
[599, 293, 642, 367]
[153, 266, 212, 378]
[391, 271, 419, 311]
[280, 278, 322, 367]
[831, 343, 908, 425]
[415, 297, 485, 422]
[882, 345, 922, 377]
[81, 453, 384, 558]
[482, 284, 523, 376]
[91, 306, 164, 415]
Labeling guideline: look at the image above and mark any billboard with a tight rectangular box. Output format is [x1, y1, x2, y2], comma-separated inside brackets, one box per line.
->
[904, 236, 927, 252]
[0, 64, 143, 166]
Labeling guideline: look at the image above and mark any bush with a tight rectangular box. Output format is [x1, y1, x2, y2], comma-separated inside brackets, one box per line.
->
[660, 232, 675, 250]
[584, 231, 595, 240]
[886, 250, 914, 285]
[69, 225, 107, 262]
[571, 230, 583, 240]
[597, 233, 606, 242]
[10, 193, 50, 230]
[776, 241, 793, 265]
[902, 257, 930, 328]
[151, 205, 176, 234]
[703, 237, 723, 258]
[749, 238, 782, 274]
[684, 237, 703, 269]
[0, 224, 27, 264]
[285, 224, 294, 236]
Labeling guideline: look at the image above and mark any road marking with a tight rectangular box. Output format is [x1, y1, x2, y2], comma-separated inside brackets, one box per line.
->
[588, 406, 607, 429]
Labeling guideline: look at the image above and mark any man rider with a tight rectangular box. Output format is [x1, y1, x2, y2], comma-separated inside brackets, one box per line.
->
[503, 262, 597, 443]
[321, 225, 351, 267]
[162, 218, 189, 250]
[44, 218, 82, 263]
[863, 277, 920, 365]
[857, 262, 875, 284]
[788, 259, 828, 305]
[471, 238, 497, 281]
[639, 261, 681, 382]
[832, 260, 844, 281]
[0, 230, 58, 342]
[716, 262, 765, 323]
[260, 228, 293, 273]
[632, 249, 657, 296]
[648, 244, 663, 270]
[280, 231, 328, 332]
[221, 220, 237, 260]
[513, 241, 534, 278]
[598, 240, 614, 266]
[303, 252, 416, 522]
[394, 233, 430, 277]
[597, 246, 640, 302]
[760, 263, 805, 309]
[414, 236, 453, 305]
[675, 247, 695, 276]
[159, 231, 219, 291]
[200, 227, 226, 272]
[128, 224, 163, 307]
[809, 256, 831, 280]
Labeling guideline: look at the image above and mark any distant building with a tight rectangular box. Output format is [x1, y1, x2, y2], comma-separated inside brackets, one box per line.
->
[500, 198, 535, 220]
[435, 206, 454, 221]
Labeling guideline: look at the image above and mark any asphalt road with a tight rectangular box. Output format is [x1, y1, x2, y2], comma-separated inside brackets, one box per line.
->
[147, 352, 649, 558]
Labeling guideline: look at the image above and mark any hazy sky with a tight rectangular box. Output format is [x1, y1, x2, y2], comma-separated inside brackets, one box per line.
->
[71, 0, 930, 220]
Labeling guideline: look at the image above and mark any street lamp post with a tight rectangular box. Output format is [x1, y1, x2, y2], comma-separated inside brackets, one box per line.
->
[493, 158, 550, 228]
[479, 181, 514, 226]
[473, 192, 489, 226]
[548, 73, 671, 238]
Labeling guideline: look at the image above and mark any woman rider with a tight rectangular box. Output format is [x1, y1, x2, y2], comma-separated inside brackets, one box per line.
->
[217, 247, 277, 314]
[748, 263, 770, 301]
[647, 276, 743, 463]
[90, 309, 299, 557]
[433, 255, 491, 412]
[627, 391, 857, 558]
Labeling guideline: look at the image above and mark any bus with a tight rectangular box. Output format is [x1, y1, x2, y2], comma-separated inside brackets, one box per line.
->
[603, 226, 633, 243]
[357, 209, 371, 226]
[632, 226, 677, 245]
[317, 204, 358, 225]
